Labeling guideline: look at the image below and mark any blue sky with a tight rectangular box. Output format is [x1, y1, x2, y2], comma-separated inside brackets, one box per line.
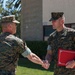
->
[3, 0, 8, 9]
[3, 0, 21, 11]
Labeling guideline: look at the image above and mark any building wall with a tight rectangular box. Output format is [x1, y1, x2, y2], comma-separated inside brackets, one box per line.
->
[21, 0, 43, 41]
[21, 0, 75, 41]
[43, 0, 75, 25]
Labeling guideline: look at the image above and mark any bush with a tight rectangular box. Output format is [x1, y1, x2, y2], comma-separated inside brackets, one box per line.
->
[26, 41, 47, 59]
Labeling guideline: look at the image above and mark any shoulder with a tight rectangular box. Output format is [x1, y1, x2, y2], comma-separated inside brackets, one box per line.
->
[66, 27, 75, 32]
[6, 34, 23, 44]
[66, 27, 75, 35]
[6, 34, 27, 47]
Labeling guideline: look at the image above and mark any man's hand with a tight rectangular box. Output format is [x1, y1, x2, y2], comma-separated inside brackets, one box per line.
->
[27, 53, 50, 69]
[42, 60, 50, 69]
[66, 60, 75, 68]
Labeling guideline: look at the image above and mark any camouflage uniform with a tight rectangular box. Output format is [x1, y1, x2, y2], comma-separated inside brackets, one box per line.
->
[0, 32, 29, 75]
[47, 27, 75, 75]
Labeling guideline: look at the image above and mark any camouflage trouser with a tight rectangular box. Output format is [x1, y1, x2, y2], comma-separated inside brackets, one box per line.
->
[0, 70, 15, 75]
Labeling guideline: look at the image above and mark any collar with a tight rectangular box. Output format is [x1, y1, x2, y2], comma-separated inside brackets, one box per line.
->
[56, 27, 67, 36]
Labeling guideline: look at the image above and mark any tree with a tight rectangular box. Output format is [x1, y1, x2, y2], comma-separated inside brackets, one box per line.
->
[0, 0, 21, 37]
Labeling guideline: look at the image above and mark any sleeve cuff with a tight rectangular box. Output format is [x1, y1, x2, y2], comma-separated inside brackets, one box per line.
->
[22, 47, 32, 57]
[47, 45, 52, 50]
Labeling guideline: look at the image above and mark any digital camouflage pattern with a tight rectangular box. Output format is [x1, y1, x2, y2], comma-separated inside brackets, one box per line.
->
[1, 15, 20, 24]
[49, 12, 64, 21]
[0, 32, 26, 75]
[0, 70, 15, 75]
[48, 27, 75, 75]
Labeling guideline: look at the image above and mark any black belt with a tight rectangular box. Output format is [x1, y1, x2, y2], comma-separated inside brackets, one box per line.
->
[0, 70, 15, 75]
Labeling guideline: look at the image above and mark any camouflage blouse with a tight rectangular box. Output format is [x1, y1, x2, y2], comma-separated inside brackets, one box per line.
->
[48, 27, 75, 75]
[0, 32, 27, 72]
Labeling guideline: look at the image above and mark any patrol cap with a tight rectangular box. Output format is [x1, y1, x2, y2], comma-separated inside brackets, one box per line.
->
[1, 15, 20, 24]
[49, 12, 64, 21]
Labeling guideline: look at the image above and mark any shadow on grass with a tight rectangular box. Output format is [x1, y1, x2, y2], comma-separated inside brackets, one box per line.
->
[18, 58, 54, 72]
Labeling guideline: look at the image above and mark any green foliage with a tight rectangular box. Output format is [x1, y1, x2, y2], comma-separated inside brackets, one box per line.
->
[0, 0, 21, 16]
[0, 26, 2, 33]
[16, 23, 21, 37]
[0, 0, 21, 36]
[0, 5, 3, 14]
[26, 41, 48, 59]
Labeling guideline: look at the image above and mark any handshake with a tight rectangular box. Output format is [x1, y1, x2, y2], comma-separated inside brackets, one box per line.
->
[41, 60, 50, 69]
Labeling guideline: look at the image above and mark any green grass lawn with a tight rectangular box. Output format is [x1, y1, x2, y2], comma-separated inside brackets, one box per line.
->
[16, 58, 54, 75]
